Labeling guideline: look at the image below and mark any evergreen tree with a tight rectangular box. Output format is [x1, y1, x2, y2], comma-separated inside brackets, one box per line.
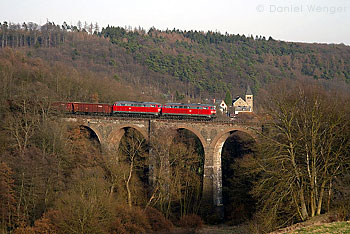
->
[224, 90, 232, 106]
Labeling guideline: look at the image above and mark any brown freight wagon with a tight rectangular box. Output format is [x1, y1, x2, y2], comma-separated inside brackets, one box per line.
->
[52, 102, 74, 113]
[72, 103, 112, 115]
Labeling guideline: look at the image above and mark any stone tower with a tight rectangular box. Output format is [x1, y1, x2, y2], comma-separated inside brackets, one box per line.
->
[245, 85, 253, 112]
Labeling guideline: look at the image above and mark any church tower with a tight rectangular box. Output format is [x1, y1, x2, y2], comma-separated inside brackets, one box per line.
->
[245, 85, 253, 112]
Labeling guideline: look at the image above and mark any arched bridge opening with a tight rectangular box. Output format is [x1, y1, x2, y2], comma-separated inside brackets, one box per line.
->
[68, 121, 103, 152]
[62, 124, 103, 168]
[168, 128, 205, 217]
[115, 127, 150, 206]
[106, 124, 149, 154]
[220, 130, 256, 224]
[80, 125, 102, 150]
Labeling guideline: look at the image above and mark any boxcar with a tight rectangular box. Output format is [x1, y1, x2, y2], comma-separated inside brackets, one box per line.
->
[113, 101, 162, 116]
[52, 102, 73, 113]
[72, 103, 112, 115]
[162, 103, 216, 118]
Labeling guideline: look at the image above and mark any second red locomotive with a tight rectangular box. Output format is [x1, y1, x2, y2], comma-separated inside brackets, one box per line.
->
[113, 101, 162, 116]
[162, 103, 216, 118]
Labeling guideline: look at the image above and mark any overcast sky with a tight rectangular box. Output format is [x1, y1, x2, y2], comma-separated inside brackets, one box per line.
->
[1, 0, 350, 45]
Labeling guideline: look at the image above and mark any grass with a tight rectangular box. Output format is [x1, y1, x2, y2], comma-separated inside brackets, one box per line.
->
[197, 224, 251, 234]
[285, 221, 350, 234]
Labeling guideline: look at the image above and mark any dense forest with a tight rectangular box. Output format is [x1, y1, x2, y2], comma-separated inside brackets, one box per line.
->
[1, 20, 350, 102]
[1, 21, 350, 233]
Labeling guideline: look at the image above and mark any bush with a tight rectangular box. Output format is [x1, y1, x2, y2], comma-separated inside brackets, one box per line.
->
[205, 213, 222, 225]
[333, 174, 350, 221]
[178, 214, 203, 232]
[14, 210, 59, 234]
[110, 217, 127, 234]
[111, 205, 151, 234]
[13, 225, 35, 234]
[145, 207, 173, 232]
[53, 168, 113, 234]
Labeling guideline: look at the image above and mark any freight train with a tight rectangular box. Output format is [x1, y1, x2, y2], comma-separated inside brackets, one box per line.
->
[53, 101, 217, 118]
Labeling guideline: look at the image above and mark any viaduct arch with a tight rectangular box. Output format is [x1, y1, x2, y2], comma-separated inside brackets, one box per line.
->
[80, 125, 103, 145]
[64, 117, 260, 214]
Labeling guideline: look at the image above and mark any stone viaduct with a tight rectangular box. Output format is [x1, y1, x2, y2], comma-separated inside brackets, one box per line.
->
[64, 116, 261, 212]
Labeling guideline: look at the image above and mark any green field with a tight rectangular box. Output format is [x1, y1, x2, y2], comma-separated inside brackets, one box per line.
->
[286, 221, 350, 234]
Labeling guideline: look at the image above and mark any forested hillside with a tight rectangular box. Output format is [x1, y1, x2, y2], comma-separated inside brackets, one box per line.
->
[1, 21, 350, 102]
[1, 21, 350, 234]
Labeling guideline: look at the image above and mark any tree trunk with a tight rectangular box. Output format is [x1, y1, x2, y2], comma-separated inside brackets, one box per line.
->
[109, 183, 115, 200]
[126, 160, 134, 207]
[317, 180, 326, 215]
[310, 128, 318, 217]
[327, 180, 332, 212]
[33, 32, 37, 46]
[300, 188, 309, 220]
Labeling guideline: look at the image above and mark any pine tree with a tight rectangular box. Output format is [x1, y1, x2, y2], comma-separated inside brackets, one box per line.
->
[224, 90, 232, 106]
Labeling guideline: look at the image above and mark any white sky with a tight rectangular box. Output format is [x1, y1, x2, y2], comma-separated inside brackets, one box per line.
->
[1, 0, 350, 45]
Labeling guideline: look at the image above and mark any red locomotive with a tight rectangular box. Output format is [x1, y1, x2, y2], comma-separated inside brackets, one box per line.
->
[52, 101, 216, 119]
[113, 101, 162, 116]
[162, 103, 216, 118]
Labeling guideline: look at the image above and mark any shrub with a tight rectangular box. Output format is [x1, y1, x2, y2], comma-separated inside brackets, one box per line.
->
[145, 207, 173, 232]
[111, 205, 151, 234]
[178, 214, 203, 232]
[110, 218, 127, 234]
[13, 225, 35, 234]
[14, 210, 59, 234]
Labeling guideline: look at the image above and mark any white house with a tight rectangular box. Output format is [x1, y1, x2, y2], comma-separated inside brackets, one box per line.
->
[214, 99, 228, 113]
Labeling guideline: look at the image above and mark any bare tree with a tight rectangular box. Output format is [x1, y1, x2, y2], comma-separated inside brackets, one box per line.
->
[77, 21, 82, 32]
[145, 130, 175, 216]
[145, 129, 203, 218]
[118, 128, 147, 207]
[4, 99, 39, 156]
[252, 80, 350, 230]
[94, 22, 99, 34]
[169, 141, 202, 217]
[88, 22, 93, 35]
[54, 167, 113, 234]
[83, 21, 89, 33]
